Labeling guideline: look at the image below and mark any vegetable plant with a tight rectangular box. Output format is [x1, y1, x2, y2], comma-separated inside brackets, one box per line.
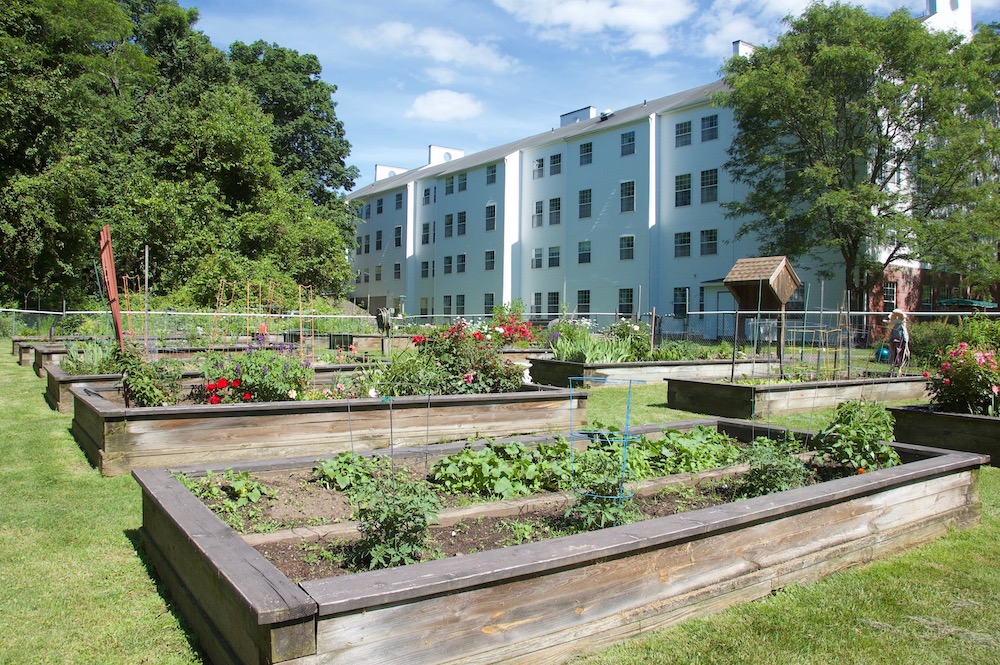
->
[814, 399, 900, 472]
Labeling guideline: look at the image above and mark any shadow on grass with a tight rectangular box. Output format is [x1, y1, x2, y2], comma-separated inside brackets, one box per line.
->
[124, 527, 207, 664]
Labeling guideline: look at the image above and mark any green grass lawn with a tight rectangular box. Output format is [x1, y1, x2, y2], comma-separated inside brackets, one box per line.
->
[0, 343, 996, 663]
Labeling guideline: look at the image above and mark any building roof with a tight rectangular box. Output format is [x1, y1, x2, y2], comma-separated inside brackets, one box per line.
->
[348, 79, 729, 201]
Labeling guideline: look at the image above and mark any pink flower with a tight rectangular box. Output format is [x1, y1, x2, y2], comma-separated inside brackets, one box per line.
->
[944, 378, 951, 386]
[993, 385, 999, 396]
[922, 371, 930, 378]
[941, 362, 951, 371]
[463, 371, 476, 385]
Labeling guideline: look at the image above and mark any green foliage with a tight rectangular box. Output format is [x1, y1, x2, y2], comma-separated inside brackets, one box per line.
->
[565, 450, 642, 530]
[656, 426, 742, 474]
[959, 314, 1000, 351]
[429, 439, 571, 498]
[718, 3, 995, 306]
[60, 341, 117, 375]
[733, 437, 811, 499]
[311, 452, 384, 492]
[907, 320, 959, 364]
[112, 343, 183, 407]
[178, 468, 273, 532]
[550, 334, 632, 363]
[814, 400, 900, 471]
[350, 470, 441, 570]
[608, 318, 652, 361]
[926, 343, 1000, 416]
[200, 347, 314, 403]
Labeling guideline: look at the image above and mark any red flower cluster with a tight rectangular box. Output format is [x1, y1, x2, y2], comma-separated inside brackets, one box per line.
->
[205, 376, 251, 404]
[411, 334, 428, 345]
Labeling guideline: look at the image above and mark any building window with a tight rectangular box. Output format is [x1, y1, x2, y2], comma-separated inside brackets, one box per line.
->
[485, 204, 496, 231]
[355, 235, 361, 255]
[533, 158, 544, 179]
[421, 261, 429, 278]
[548, 246, 560, 268]
[456, 294, 465, 315]
[701, 169, 718, 203]
[532, 292, 542, 314]
[547, 291, 560, 314]
[549, 198, 561, 225]
[375, 230, 382, 250]
[579, 189, 592, 218]
[883, 281, 897, 311]
[363, 270, 369, 283]
[577, 289, 591, 314]
[699, 286, 705, 318]
[419, 297, 429, 316]
[445, 176, 454, 195]
[484, 292, 495, 312]
[580, 142, 592, 166]
[578, 240, 591, 264]
[443, 256, 453, 274]
[444, 215, 453, 238]
[364, 235, 370, 253]
[376, 198, 383, 214]
[395, 192, 403, 209]
[700, 229, 718, 255]
[921, 285, 933, 308]
[485, 250, 495, 271]
[457, 211, 466, 235]
[422, 188, 430, 205]
[673, 287, 688, 318]
[621, 130, 636, 156]
[550, 153, 561, 175]
[674, 232, 691, 257]
[619, 235, 634, 260]
[458, 173, 467, 192]
[701, 114, 719, 141]
[374, 265, 382, 281]
[363, 204, 370, 220]
[486, 164, 496, 185]
[620, 180, 635, 213]
[456, 253, 466, 273]
[393, 263, 401, 280]
[531, 248, 543, 269]
[443, 295, 452, 316]
[532, 201, 543, 227]
[675, 120, 692, 147]
[394, 225, 402, 247]
[618, 288, 634, 316]
[675, 174, 692, 207]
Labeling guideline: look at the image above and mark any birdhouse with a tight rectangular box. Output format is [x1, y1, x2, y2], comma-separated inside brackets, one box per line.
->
[723, 256, 801, 311]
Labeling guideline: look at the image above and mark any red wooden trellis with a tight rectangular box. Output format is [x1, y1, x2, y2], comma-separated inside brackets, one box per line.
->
[99, 225, 125, 351]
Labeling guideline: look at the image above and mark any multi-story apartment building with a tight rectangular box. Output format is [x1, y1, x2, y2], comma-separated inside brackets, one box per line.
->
[346, 1, 974, 335]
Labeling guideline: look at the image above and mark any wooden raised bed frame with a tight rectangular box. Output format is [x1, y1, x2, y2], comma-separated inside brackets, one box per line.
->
[134, 419, 987, 665]
[71, 383, 584, 476]
[528, 357, 781, 387]
[666, 376, 929, 419]
[889, 405, 998, 466]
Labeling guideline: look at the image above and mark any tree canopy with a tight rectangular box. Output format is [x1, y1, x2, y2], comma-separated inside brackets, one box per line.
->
[0, 0, 359, 310]
[718, 2, 1000, 305]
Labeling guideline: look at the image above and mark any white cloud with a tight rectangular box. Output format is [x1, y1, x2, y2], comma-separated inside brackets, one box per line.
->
[494, 0, 698, 56]
[404, 90, 484, 122]
[351, 22, 518, 74]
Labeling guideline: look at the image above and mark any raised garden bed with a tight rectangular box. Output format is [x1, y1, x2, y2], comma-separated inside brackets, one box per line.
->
[528, 357, 780, 387]
[71, 383, 584, 476]
[889, 406, 998, 466]
[666, 375, 929, 419]
[44, 363, 357, 414]
[134, 418, 987, 665]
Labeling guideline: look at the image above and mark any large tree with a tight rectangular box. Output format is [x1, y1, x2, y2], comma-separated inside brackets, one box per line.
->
[0, 0, 359, 309]
[718, 2, 996, 308]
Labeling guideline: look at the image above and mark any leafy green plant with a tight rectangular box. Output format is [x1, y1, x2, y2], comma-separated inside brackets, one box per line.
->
[60, 340, 116, 375]
[113, 343, 183, 407]
[177, 468, 273, 532]
[550, 334, 632, 363]
[656, 426, 742, 474]
[200, 347, 313, 403]
[907, 320, 960, 364]
[565, 449, 642, 530]
[814, 400, 900, 472]
[608, 318, 652, 361]
[350, 470, 442, 570]
[311, 451, 385, 492]
[733, 437, 811, 499]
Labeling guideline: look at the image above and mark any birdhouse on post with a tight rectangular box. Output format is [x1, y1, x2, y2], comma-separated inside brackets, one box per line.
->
[723, 256, 801, 376]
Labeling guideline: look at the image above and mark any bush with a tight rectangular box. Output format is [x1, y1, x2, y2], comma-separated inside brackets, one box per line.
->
[733, 437, 811, 499]
[61, 341, 117, 375]
[926, 342, 1000, 415]
[814, 400, 900, 472]
[114, 344, 183, 407]
[608, 318, 652, 361]
[908, 320, 959, 363]
[351, 470, 441, 570]
[200, 347, 314, 403]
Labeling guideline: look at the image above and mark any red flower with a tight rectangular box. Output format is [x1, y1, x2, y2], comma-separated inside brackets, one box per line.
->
[207, 394, 221, 405]
[473, 331, 484, 341]
[217, 377, 229, 389]
[944, 378, 951, 386]
[411, 334, 427, 345]
[232, 378, 241, 388]
[922, 371, 930, 378]
[242, 392, 252, 401]
[206, 382, 218, 391]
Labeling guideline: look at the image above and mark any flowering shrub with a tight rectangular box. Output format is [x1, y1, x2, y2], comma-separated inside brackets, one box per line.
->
[608, 318, 652, 361]
[925, 342, 1000, 416]
[200, 347, 314, 403]
[413, 320, 524, 394]
[488, 302, 539, 347]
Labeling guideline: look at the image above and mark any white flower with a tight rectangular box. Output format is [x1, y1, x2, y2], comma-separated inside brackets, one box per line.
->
[287, 389, 297, 399]
[485, 333, 492, 340]
[523, 368, 531, 383]
[632, 325, 640, 331]
[368, 388, 379, 398]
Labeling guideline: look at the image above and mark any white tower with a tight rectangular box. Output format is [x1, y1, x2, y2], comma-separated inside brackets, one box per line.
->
[923, 0, 974, 39]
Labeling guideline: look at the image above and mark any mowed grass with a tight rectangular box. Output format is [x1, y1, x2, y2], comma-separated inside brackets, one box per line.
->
[0, 343, 996, 663]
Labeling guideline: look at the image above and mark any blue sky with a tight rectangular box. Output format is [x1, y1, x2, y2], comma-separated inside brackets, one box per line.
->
[180, 0, 1000, 191]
